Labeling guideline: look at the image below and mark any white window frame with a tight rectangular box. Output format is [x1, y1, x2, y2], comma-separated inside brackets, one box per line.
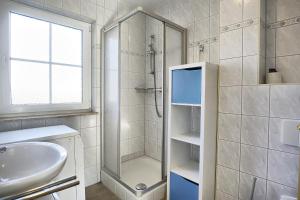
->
[0, 0, 92, 116]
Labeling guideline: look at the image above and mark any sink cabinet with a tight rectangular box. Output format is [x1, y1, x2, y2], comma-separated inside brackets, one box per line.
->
[0, 125, 85, 200]
[46, 135, 85, 200]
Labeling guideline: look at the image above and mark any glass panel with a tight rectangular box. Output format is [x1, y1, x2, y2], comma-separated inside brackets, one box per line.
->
[11, 60, 49, 104]
[51, 65, 82, 103]
[165, 25, 183, 176]
[104, 27, 120, 177]
[51, 24, 82, 65]
[166, 26, 183, 68]
[10, 13, 49, 61]
[118, 13, 164, 190]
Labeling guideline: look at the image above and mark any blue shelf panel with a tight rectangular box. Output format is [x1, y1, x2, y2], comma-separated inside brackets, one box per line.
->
[172, 68, 201, 105]
[170, 172, 199, 200]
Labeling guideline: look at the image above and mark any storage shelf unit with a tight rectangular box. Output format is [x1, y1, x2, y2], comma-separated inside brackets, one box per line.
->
[167, 62, 218, 200]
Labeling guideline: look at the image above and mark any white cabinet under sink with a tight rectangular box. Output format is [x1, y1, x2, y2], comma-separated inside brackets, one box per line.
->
[41, 131, 85, 200]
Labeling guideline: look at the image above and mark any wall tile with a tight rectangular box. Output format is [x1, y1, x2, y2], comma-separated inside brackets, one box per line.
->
[81, 0, 97, 20]
[105, 0, 117, 10]
[220, 57, 242, 86]
[215, 190, 236, 200]
[266, 28, 275, 58]
[210, 0, 220, 17]
[220, 0, 242, 26]
[243, 25, 259, 56]
[81, 127, 97, 148]
[241, 115, 269, 148]
[266, 0, 277, 23]
[267, 181, 297, 200]
[21, 118, 45, 129]
[45, 116, 81, 130]
[85, 165, 98, 187]
[63, 0, 81, 14]
[220, 29, 243, 59]
[277, 55, 300, 83]
[84, 147, 97, 167]
[218, 113, 241, 142]
[243, 55, 259, 85]
[239, 172, 266, 200]
[96, 5, 105, 25]
[268, 150, 299, 188]
[218, 140, 240, 170]
[210, 15, 220, 37]
[276, 0, 300, 21]
[276, 24, 300, 56]
[44, 0, 63, 8]
[194, 18, 210, 42]
[269, 117, 300, 154]
[0, 120, 22, 132]
[243, 0, 259, 20]
[216, 166, 239, 197]
[270, 85, 300, 118]
[97, 0, 104, 6]
[240, 144, 268, 178]
[219, 86, 242, 114]
[242, 85, 270, 116]
[210, 41, 220, 64]
[81, 115, 97, 128]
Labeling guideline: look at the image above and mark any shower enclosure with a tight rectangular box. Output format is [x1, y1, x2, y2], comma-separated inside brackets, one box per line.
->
[102, 7, 186, 195]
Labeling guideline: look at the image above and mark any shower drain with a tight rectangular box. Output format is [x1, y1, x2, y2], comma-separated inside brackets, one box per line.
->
[135, 183, 147, 190]
[135, 183, 147, 197]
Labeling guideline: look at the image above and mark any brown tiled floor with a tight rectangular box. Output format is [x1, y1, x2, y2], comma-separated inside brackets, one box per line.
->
[86, 183, 119, 200]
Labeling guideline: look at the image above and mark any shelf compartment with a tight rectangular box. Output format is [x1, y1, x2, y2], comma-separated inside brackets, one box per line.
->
[170, 106, 201, 139]
[170, 140, 199, 183]
[171, 160, 199, 184]
[171, 132, 200, 146]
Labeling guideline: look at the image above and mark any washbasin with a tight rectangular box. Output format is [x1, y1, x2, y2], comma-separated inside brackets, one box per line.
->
[0, 142, 67, 197]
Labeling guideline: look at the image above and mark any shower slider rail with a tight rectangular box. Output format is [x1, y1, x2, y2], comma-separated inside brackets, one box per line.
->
[2, 176, 79, 200]
[135, 87, 162, 93]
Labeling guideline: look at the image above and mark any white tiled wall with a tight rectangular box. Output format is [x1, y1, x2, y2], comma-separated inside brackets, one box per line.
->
[120, 13, 146, 160]
[144, 16, 163, 161]
[266, 0, 300, 83]
[217, 0, 299, 199]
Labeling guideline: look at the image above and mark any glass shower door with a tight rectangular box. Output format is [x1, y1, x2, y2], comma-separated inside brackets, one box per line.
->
[103, 26, 120, 177]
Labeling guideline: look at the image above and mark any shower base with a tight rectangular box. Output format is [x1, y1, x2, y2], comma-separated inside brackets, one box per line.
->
[121, 156, 161, 190]
[101, 156, 166, 200]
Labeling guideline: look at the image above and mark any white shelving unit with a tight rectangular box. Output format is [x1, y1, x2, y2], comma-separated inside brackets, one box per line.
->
[167, 62, 218, 200]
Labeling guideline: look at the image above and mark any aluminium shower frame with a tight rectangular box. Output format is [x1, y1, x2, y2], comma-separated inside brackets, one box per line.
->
[101, 7, 187, 195]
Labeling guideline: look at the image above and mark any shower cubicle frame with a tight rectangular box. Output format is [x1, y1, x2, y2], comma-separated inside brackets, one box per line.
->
[101, 7, 187, 195]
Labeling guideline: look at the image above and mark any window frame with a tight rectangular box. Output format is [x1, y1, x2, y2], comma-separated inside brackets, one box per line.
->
[0, 0, 92, 116]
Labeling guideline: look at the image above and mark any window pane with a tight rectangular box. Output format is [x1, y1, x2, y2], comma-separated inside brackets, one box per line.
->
[52, 65, 82, 103]
[11, 60, 49, 104]
[52, 24, 82, 65]
[10, 13, 49, 61]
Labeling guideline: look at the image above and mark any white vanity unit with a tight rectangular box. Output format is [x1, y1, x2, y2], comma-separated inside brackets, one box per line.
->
[0, 125, 85, 200]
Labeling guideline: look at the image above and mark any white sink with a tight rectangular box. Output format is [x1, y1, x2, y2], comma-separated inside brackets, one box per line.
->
[0, 142, 67, 197]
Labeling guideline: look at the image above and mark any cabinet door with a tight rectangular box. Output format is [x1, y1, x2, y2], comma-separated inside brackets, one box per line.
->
[49, 137, 77, 200]
[170, 172, 199, 200]
[172, 68, 202, 104]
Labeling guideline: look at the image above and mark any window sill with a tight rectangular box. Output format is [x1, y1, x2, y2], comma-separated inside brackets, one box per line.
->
[0, 110, 98, 122]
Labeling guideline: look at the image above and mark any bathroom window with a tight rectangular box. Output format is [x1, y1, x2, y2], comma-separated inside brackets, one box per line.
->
[0, 1, 91, 115]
